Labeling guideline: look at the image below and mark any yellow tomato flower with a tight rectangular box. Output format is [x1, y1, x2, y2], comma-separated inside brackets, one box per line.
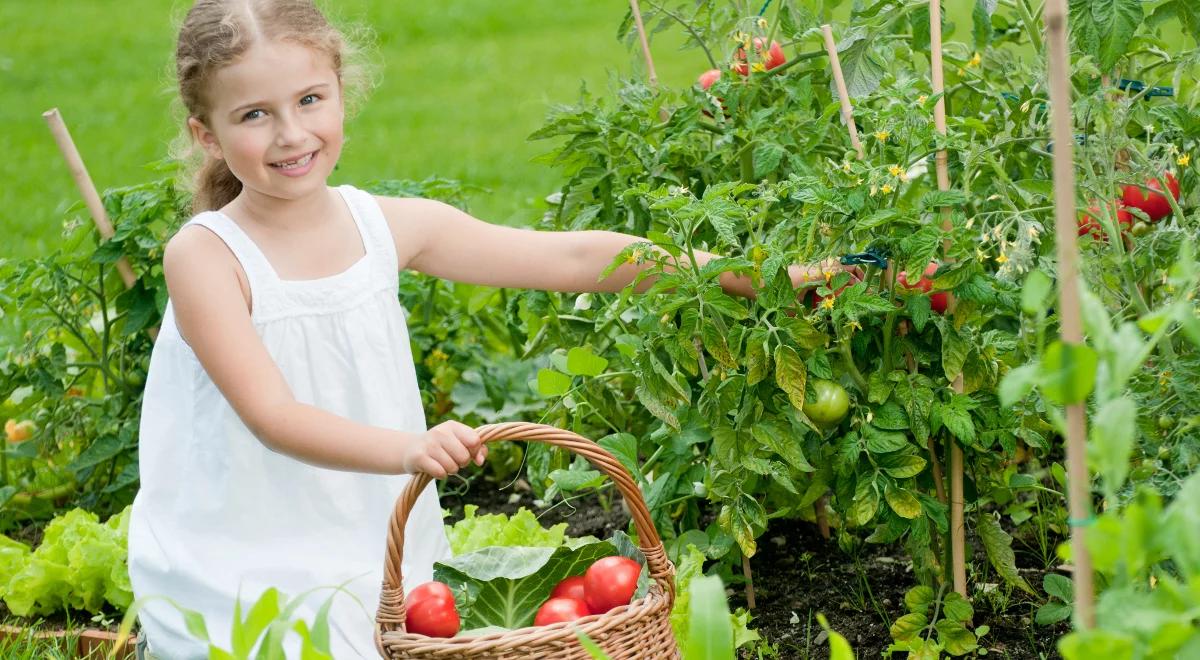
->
[842, 161, 853, 173]
[757, 17, 768, 30]
[917, 95, 928, 104]
[996, 253, 1009, 264]
[874, 130, 889, 142]
[881, 184, 894, 194]
[888, 165, 904, 177]
[821, 296, 835, 310]
[1178, 153, 1191, 167]
[968, 52, 982, 68]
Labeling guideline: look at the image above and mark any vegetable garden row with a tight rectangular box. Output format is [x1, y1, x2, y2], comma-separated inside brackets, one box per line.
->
[3, 0, 1199, 657]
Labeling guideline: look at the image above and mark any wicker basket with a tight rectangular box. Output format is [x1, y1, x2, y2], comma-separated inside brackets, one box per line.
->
[374, 422, 679, 659]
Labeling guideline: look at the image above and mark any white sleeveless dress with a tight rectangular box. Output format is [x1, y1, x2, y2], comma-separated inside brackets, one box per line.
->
[127, 185, 450, 659]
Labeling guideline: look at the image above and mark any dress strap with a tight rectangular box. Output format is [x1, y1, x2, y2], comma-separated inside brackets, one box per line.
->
[336, 185, 399, 284]
[181, 212, 280, 309]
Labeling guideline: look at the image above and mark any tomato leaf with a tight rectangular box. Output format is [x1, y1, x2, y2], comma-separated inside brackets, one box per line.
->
[976, 513, 1036, 595]
[774, 344, 808, 411]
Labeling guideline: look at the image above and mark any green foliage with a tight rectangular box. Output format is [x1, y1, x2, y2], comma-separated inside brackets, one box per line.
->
[111, 580, 358, 660]
[1058, 472, 1200, 658]
[886, 585, 987, 657]
[0, 506, 131, 617]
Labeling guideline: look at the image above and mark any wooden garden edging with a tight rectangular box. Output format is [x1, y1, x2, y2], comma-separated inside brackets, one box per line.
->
[0, 623, 136, 659]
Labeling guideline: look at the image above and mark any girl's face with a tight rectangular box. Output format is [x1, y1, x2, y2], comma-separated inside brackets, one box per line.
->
[189, 39, 344, 204]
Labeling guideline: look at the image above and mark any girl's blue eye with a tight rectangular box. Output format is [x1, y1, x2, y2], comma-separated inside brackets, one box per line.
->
[300, 94, 319, 105]
[242, 109, 263, 121]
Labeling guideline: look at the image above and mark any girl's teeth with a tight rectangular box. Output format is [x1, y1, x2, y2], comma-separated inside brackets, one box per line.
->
[274, 152, 314, 169]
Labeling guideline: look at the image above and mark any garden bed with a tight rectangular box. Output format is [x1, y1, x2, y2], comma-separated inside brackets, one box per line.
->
[442, 479, 1069, 659]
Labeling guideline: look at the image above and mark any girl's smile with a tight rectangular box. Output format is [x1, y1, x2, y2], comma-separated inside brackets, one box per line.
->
[269, 149, 319, 176]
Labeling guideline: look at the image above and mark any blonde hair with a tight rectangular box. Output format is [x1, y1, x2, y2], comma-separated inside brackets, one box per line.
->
[168, 0, 378, 213]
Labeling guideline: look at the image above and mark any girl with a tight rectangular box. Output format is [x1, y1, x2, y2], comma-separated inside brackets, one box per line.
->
[127, 1, 853, 658]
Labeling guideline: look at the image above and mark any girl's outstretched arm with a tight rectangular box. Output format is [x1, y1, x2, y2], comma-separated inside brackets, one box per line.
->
[380, 196, 851, 297]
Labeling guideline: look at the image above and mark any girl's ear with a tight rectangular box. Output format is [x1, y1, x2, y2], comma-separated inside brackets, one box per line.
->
[187, 117, 223, 160]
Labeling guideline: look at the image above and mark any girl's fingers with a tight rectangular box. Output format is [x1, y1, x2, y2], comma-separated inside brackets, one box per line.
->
[439, 431, 472, 466]
[429, 444, 459, 476]
[446, 422, 483, 456]
[417, 455, 447, 479]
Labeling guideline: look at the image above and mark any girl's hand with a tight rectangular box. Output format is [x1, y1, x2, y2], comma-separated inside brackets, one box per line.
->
[402, 420, 488, 478]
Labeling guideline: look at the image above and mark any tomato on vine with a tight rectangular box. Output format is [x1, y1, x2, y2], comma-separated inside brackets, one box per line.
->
[1077, 202, 1133, 241]
[803, 379, 850, 428]
[898, 261, 948, 315]
[1121, 173, 1181, 222]
[734, 38, 786, 75]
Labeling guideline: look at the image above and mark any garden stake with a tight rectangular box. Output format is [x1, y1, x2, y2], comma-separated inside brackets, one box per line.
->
[815, 22, 865, 543]
[1044, 0, 1096, 629]
[42, 108, 159, 342]
[628, 0, 659, 88]
[821, 24, 865, 160]
[928, 0, 968, 598]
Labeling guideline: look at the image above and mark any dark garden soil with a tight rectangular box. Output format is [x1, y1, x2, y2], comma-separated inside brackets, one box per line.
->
[441, 478, 1070, 660]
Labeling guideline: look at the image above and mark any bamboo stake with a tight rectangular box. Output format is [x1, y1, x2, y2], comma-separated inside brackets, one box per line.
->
[628, 0, 659, 88]
[43, 108, 158, 342]
[928, 0, 968, 598]
[1044, 0, 1096, 629]
[812, 22, 863, 542]
[821, 24, 865, 160]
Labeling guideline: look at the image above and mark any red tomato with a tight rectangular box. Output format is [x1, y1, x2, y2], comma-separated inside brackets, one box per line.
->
[1077, 202, 1133, 241]
[534, 597, 592, 626]
[408, 581, 453, 607]
[550, 575, 589, 603]
[734, 38, 787, 75]
[584, 557, 642, 614]
[898, 262, 948, 314]
[697, 69, 721, 90]
[405, 594, 460, 638]
[1121, 173, 1181, 222]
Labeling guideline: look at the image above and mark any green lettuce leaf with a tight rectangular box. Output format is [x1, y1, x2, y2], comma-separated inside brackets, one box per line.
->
[445, 505, 568, 555]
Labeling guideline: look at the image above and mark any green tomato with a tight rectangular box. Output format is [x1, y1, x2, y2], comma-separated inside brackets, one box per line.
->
[1131, 221, 1152, 237]
[803, 379, 851, 427]
[1158, 414, 1175, 431]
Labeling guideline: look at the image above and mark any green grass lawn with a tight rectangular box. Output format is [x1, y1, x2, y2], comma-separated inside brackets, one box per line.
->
[0, 0, 702, 262]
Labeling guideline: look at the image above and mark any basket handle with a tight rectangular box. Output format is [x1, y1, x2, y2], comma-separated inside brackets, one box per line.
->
[375, 421, 673, 639]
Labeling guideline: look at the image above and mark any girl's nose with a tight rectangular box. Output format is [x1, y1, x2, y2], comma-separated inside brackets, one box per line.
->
[274, 111, 308, 147]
